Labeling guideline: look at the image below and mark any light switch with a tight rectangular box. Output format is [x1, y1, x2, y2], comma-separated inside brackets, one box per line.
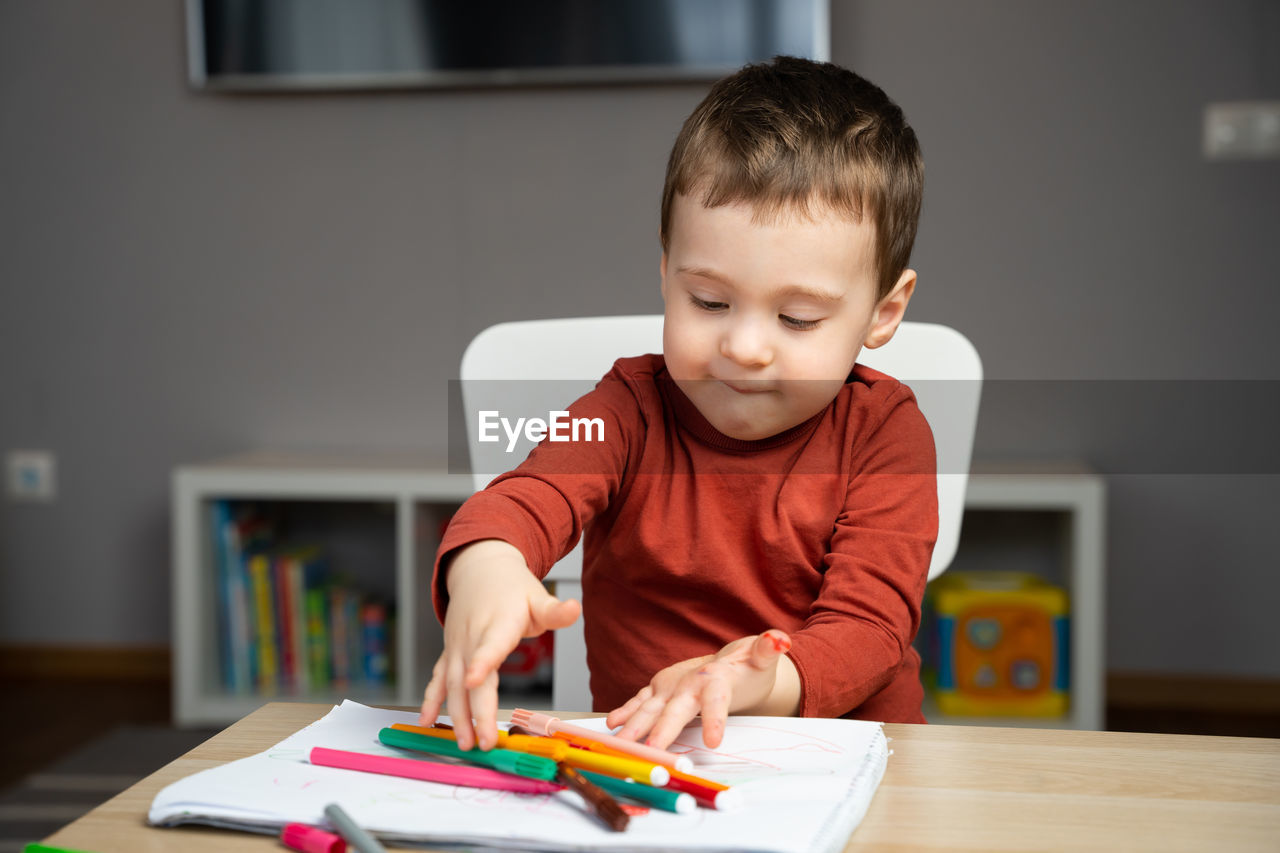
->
[6, 450, 57, 502]
[1204, 101, 1280, 159]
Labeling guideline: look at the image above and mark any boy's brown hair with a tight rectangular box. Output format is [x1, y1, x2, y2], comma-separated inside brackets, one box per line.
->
[660, 56, 923, 301]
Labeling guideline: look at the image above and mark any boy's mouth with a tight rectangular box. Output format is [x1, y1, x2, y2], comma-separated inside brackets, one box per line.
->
[718, 379, 774, 395]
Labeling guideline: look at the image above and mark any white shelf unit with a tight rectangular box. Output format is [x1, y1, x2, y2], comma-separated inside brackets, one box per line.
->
[925, 464, 1107, 731]
[172, 452, 473, 727]
[173, 454, 1105, 729]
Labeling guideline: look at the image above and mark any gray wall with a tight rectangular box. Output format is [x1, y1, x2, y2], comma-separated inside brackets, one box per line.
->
[2, 1, 1277, 676]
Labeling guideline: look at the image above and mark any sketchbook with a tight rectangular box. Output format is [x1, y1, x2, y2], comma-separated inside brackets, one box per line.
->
[149, 700, 889, 853]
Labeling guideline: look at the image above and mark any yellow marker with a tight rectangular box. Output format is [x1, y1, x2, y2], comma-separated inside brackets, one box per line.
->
[391, 724, 559, 754]
[500, 732, 569, 759]
[391, 724, 670, 786]
[391, 723, 525, 748]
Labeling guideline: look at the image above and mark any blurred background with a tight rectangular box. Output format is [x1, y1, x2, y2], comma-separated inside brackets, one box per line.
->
[1, 0, 1278, 838]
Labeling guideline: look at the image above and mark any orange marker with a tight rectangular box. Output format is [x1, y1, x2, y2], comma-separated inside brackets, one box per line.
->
[390, 724, 670, 785]
[668, 767, 729, 792]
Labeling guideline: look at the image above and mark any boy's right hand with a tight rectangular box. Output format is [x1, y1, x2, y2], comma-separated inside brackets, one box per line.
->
[418, 539, 580, 751]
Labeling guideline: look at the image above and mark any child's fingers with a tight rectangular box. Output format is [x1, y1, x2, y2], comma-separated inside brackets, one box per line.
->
[696, 676, 733, 749]
[468, 668, 501, 751]
[605, 686, 652, 731]
[643, 689, 703, 751]
[464, 620, 523, 688]
[418, 657, 448, 726]
[748, 629, 791, 668]
[446, 654, 477, 750]
[531, 595, 581, 634]
[614, 691, 669, 743]
[463, 642, 507, 687]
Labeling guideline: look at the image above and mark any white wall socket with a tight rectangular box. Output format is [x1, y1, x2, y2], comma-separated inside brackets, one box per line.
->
[6, 450, 57, 502]
[1204, 101, 1280, 160]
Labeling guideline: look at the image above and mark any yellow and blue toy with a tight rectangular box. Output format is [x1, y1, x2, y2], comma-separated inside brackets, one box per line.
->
[926, 570, 1069, 717]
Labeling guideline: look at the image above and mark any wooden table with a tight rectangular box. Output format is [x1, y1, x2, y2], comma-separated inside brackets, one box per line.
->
[43, 702, 1280, 852]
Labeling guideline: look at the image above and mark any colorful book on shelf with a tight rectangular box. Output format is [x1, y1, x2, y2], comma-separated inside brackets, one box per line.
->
[213, 502, 273, 694]
[211, 501, 241, 693]
[243, 519, 271, 691]
[329, 586, 349, 688]
[345, 591, 362, 685]
[296, 550, 325, 691]
[306, 586, 330, 689]
[210, 501, 398, 694]
[362, 602, 390, 686]
[273, 552, 296, 690]
[273, 547, 323, 692]
[323, 587, 391, 688]
[248, 553, 279, 693]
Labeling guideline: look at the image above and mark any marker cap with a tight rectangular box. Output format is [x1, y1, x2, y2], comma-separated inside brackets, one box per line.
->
[282, 822, 348, 853]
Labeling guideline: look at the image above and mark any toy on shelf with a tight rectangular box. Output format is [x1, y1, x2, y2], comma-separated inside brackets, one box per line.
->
[925, 570, 1069, 717]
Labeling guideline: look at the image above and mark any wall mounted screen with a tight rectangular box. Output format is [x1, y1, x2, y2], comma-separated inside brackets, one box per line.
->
[187, 0, 830, 91]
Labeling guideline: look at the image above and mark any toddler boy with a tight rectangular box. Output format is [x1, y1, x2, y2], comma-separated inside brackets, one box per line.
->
[422, 56, 935, 751]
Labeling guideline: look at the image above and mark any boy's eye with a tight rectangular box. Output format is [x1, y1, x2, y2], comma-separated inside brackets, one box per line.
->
[689, 294, 728, 312]
[780, 314, 821, 331]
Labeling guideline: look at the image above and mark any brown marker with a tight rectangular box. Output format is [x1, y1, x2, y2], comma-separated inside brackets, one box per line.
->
[556, 764, 630, 832]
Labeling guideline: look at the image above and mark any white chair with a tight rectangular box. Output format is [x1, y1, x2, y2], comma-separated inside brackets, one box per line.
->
[460, 316, 982, 710]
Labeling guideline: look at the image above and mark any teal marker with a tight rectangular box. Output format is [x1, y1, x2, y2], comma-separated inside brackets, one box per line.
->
[378, 727, 558, 781]
[578, 769, 697, 813]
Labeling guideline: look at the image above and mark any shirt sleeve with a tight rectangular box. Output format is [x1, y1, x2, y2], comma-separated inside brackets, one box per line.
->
[786, 385, 938, 717]
[432, 362, 647, 624]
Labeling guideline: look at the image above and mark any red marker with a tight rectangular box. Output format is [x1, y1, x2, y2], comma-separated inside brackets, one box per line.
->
[664, 768, 741, 810]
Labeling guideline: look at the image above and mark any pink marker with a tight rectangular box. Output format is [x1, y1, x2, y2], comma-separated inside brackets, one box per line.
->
[510, 709, 695, 773]
[309, 746, 564, 795]
[282, 822, 346, 853]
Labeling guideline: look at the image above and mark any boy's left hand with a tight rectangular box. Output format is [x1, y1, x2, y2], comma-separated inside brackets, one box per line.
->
[605, 630, 795, 749]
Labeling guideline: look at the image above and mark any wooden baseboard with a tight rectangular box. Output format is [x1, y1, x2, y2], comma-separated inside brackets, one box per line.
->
[0, 644, 170, 681]
[1107, 671, 1280, 715]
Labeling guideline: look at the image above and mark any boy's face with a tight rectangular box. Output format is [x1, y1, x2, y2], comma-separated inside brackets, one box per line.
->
[660, 193, 915, 441]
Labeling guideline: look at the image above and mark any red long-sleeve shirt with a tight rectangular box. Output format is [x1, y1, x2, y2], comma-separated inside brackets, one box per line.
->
[434, 354, 937, 722]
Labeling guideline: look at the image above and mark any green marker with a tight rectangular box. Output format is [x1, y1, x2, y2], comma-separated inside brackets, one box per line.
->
[578, 769, 697, 814]
[24, 845, 94, 853]
[378, 727, 558, 781]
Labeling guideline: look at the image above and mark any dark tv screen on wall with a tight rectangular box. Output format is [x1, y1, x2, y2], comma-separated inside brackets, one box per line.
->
[186, 0, 830, 91]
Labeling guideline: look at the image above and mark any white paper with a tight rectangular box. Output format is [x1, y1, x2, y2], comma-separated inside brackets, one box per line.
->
[149, 701, 888, 853]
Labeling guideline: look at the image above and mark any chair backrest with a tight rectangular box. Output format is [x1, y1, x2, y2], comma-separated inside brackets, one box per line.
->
[853, 321, 984, 579]
[459, 315, 982, 708]
[461, 316, 666, 509]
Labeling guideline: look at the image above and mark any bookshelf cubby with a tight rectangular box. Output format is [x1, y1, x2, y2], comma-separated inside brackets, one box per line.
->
[172, 453, 1104, 729]
[171, 452, 474, 727]
[923, 463, 1107, 731]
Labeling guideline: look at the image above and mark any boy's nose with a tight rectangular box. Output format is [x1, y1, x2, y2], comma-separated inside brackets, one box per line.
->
[719, 317, 774, 368]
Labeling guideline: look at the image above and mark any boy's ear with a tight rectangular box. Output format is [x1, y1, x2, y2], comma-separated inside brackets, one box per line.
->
[659, 251, 669, 301]
[863, 269, 917, 349]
